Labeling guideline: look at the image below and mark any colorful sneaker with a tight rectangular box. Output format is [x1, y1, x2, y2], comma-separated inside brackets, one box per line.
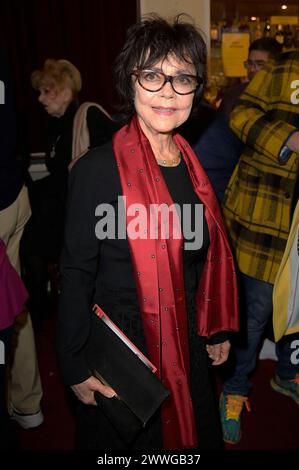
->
[270, 373, 299, 405]
[219, 392, 251, 444]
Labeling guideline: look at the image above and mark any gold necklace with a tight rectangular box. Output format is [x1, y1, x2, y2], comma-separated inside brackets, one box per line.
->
[156, 151, 181, 167]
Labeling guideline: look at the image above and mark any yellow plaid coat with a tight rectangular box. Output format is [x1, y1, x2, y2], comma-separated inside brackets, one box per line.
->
[222, 50, 299, 284]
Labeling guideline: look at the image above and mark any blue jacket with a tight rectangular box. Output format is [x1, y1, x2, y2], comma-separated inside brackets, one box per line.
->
[193, 112, 244, 202]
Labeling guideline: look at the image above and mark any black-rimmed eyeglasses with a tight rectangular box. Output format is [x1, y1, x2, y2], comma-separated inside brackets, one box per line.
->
[132, 70, 201, 95]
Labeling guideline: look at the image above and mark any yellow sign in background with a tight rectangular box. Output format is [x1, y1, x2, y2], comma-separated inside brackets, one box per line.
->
[270, 16, 298, 25]
[222, 32, 250, 77]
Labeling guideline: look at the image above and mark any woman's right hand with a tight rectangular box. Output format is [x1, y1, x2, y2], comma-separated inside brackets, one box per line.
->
[71, 376, 115, 405]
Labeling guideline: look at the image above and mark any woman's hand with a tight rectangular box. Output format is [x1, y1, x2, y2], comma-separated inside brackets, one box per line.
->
[206, 340, 230, 366]
[71, 376, 115, 405]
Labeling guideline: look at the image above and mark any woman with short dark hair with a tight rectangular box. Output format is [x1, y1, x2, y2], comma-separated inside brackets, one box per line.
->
[57, 15, 239, 451]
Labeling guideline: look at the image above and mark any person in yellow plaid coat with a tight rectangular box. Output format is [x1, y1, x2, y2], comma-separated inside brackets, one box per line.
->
[219, 50, 299, 444]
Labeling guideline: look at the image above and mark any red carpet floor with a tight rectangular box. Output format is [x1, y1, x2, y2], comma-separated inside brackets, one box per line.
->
[15, 313, 299, 454]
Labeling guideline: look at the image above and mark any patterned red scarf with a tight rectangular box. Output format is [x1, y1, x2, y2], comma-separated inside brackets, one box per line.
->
[113, 115, 239, 449]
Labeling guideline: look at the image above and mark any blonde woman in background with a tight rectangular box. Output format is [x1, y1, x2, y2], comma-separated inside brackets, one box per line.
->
[21, 59, 118, 331]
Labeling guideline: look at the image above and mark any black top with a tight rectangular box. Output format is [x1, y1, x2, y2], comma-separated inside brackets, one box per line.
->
[44, 102, 119, 199]
[57, 143, 227, 387]
[159, 159, 210, 293]
[95, 156, 210, 291]
[44, 100, 79, 197]
[21, 103, 119, 258]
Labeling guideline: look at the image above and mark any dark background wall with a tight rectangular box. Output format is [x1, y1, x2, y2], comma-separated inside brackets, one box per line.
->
[0, 0, 137, 152]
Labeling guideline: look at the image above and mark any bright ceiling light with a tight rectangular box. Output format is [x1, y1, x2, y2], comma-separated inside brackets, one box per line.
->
[281, 4, 288, 9]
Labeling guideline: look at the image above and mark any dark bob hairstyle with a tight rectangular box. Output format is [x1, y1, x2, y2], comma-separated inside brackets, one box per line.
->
[114, 14, 207, 124]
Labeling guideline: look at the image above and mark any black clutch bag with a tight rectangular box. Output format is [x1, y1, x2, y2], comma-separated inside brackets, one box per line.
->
[86, 304, 170, 444]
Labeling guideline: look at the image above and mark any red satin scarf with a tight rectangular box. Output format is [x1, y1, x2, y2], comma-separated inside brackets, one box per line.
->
[112, 115, 239, 449]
